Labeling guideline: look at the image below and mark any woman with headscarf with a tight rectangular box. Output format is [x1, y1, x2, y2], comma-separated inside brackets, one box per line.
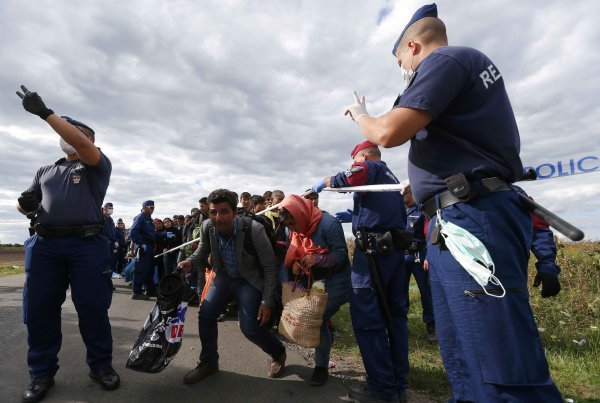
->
[278, 194, 351, 386]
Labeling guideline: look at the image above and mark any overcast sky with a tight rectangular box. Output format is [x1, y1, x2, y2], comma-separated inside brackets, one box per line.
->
[1, 0, 598, 244]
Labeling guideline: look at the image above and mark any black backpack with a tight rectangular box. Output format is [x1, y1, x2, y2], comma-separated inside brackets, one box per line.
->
[241, 215, 278, 257]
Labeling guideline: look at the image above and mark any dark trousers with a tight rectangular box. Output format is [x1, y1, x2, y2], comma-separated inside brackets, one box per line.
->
[23, 234, 113, 379]
[198, 274, 285, 364]
[402, 253, 434, 325]
[133, 247, 155, 294]
[350, 247, 408, 401]
[426, 191, 562, 402]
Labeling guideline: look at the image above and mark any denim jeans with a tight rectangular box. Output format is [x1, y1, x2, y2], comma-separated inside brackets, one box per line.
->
[198, 273, 285, 364]
[315, 268, 351, 368]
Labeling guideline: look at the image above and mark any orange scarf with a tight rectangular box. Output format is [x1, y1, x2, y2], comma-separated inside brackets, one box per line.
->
[280, 195, 329, 269]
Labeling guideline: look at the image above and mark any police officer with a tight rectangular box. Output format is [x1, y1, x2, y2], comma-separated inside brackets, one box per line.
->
[129, 200, 175, 300]
[399, 180, 435, 342]
[312, 140, 408, 403]
[115, 218, 127, 274]
[343, 4, 562, 402]
[16, 85, 119, 401]
[102, 202, 118, 272]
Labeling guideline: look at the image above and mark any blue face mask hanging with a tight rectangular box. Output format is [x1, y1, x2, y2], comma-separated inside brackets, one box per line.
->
[437, 213, 506, 298]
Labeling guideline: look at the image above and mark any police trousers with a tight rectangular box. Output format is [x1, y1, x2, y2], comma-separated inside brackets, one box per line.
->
[23, 234, 113, 379]
[350, 247, 408, 401]
[426, 190, 562, 402]
[133, 246, 155, 294]
[403, 252, 434, 325]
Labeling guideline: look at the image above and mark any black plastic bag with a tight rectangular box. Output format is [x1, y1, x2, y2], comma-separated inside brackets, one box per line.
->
[126, 274, 193, 373]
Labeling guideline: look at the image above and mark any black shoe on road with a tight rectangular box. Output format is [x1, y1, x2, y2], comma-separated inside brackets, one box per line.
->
[22, 377, 55, 402]
[89, 367, 120, 390]
[309, 366, 328, 386]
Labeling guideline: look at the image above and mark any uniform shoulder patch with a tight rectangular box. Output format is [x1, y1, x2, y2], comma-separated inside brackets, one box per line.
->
[345, 164, 365, 177]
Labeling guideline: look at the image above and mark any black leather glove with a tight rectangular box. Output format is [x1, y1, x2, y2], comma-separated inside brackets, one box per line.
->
[18, 190, 41, 213]
[533, 272, 561, 298]
[16, 85, 54, 120]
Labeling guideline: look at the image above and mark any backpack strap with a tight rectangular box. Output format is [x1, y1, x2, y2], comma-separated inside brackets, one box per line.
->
[241, 216, 257, 256]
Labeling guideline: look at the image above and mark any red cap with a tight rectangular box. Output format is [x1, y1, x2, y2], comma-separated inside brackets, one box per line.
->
[351, 140, 378, 158]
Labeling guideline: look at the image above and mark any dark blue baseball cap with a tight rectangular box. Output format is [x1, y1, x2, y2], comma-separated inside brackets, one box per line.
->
[61, 115, 95, 135]
[142, 200, 155, 207]
[392, 3, 438, 56]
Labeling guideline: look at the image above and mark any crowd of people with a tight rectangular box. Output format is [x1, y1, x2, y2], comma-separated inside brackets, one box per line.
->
[15, 3, 567, 403]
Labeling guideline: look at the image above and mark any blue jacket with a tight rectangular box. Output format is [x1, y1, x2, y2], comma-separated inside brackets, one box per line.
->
[130, 212, 158, 246]
[305, 212, 351, 281]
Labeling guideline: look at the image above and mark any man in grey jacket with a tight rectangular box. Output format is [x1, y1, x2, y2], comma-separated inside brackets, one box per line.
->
[178, 188, 286, 384]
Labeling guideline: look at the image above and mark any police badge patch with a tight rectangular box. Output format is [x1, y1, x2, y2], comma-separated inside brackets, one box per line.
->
[345, 165, 364, 177]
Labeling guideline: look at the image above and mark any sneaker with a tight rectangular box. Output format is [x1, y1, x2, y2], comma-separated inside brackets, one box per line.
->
[89, 367, 120, 391]
[426, 323, 437, 342]
[146, 288, 158, 298]
[131, 293, 149, 300]
[348, 385, 399, 403]
[183, 362, 219, 384]
[268, 350, 286, 378]
[22, 377, 55, 402]
[309, 366, 328, 386]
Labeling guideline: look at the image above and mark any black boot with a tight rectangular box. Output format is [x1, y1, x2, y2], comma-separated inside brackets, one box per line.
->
[89, 367, 120, 390]
[22, 377, 55, 402]
[309, 366, 328, 386]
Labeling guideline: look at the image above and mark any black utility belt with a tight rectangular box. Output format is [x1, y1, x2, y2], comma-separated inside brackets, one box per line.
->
[356, 228, 413, 255]
[421, 177, 511, 219]
[34, 223, 104, 238]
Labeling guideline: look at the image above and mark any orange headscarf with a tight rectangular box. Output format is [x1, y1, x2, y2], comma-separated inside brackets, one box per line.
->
[279, 195, 329, 269]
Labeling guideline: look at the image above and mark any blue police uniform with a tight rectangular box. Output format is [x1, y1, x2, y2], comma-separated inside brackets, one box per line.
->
[129, 208, 161, 295]
[402, 204, 434, 326]
[394, 11, 562, 401]
[115, 226, 127, 273]
[330, 159, 408, 401]
[22, 152, 113, 380]
[104, 213, 118, 271]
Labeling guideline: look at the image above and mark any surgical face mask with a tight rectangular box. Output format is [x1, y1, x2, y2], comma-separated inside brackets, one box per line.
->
[438, 216, 506, 298]
[398, 47, 415, 89]
[60, 138, 76, 156]
[106, 208, 113, 215]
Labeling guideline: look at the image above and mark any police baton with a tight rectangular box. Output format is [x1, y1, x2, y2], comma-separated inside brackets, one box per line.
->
[516, 194, 584, 241]
[518, 169, 585, 241]
[357, 226, 393, 326]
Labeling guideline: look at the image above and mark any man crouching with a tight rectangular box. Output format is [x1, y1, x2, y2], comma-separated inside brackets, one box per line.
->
[177, 189, 286, 383]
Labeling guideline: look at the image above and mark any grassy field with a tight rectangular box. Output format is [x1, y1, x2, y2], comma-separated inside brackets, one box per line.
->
[0, 245, 25, 276]
[331, 240, 600, 402]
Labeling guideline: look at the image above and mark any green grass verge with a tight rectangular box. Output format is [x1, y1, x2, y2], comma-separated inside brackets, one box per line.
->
[331, 241, 600, 402]
[0, 266, 25, 276]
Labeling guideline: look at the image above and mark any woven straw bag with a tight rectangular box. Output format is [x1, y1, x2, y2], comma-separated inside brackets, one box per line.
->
[278, 276, 328, 348]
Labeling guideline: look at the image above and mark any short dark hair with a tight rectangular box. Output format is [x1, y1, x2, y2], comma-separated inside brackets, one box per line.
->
[263, 191, 272, 198]
[199, 197, 208, 204]
[208, 189, 238, 211]
[250, 195, 265, 207]
[240, 191, 251, 199]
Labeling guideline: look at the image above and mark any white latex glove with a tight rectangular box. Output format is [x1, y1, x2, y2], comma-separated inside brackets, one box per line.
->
[344, 91, 369, 123]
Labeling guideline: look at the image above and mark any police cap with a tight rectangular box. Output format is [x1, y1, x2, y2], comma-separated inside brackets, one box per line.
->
[392, 3, 438, 56]
[61, 115, 95, 135]
[351, 140, 378, 158]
